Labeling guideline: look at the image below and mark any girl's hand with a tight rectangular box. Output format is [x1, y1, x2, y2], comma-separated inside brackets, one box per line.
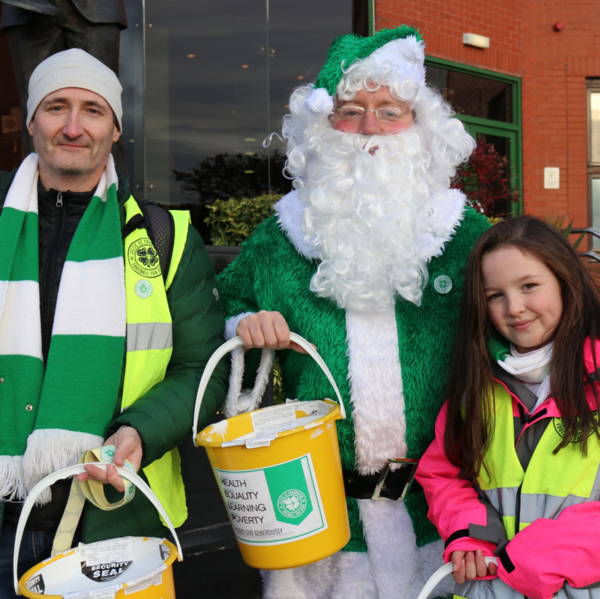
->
[237, 311, 306, 352]
[451, 549, 497, 584]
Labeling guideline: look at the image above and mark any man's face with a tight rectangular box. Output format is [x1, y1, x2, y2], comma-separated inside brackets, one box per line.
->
[329, 86, 414, 136]
[27, 87, 120, 191]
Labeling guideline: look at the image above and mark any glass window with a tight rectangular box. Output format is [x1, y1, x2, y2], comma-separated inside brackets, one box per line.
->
[427, 65, 513, 123]
[142, 0, 351, 240]
[588, 87, 600, 165]
[591, 178, 600, 241]
[427, 60, 521, 218]
[454, 131, 518, 218]
[588, 80, 600, 238]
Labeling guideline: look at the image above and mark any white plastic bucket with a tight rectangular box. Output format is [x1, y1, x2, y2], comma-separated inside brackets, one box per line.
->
[13, 463, 183, 598]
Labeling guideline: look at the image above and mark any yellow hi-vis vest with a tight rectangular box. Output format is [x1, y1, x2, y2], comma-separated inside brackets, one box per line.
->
[120, 196, 190, 527]
[453, 383, 600, 599]
[478, 383, 600, 540]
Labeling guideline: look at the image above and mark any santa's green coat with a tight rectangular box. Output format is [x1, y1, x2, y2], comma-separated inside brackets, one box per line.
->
[218, 189, 489, 556]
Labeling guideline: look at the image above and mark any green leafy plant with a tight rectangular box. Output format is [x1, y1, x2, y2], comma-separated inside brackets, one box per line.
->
[204, 193, 281, 246]
[546, 215, 585, 250]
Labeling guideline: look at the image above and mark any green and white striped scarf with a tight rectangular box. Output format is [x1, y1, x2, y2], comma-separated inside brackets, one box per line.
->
[0, 153, 126, 503]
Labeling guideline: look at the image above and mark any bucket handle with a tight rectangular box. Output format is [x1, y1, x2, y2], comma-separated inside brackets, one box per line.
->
[13, 463, 184, 595]
[416, 557, 498, 599]
[193, 331, 346, 444]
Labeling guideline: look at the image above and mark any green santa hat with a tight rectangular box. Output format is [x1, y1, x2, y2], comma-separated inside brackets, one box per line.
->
[304, 25, 425, 115]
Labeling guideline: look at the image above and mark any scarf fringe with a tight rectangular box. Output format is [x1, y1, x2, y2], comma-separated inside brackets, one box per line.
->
[23, 429, 104, 504]
[0, 455, 27, 501]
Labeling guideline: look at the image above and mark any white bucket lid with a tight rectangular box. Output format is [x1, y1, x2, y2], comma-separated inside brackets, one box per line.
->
[213, 399, 337, 448]
[22, 537, 174, 597]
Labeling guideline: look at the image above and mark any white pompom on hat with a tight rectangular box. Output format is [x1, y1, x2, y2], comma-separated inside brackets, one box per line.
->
[26, 48, 123, 130]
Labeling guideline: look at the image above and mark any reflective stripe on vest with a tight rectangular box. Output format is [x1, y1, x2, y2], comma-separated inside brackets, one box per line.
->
[479, 383, 600, 538]
[121, 196, 190, 527]
[459, 384, 600, 599]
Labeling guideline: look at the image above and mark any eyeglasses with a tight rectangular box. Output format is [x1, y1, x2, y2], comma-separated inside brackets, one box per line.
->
[333, 105, 411, 123]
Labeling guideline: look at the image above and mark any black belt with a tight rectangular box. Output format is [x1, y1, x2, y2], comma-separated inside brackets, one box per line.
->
[343, 459, 418, 501]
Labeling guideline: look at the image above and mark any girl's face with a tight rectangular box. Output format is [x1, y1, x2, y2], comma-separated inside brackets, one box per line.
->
[482, 245, 563, 353]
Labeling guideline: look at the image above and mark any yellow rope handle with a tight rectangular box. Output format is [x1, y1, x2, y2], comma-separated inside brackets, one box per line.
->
[50, 446, 136, 556]
[79, 446, 136, 509]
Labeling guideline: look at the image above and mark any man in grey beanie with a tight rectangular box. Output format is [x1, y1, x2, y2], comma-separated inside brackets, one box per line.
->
[0, 48, 228, 592]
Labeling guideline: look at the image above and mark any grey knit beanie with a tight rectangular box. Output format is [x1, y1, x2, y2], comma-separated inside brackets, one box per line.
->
[27, 48, 123, 130]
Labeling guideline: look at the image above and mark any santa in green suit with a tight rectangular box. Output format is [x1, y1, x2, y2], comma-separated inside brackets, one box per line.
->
[218, 26, 489, 598]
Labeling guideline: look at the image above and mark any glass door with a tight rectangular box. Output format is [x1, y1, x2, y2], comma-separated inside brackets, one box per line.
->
[457, 125, 519, 218]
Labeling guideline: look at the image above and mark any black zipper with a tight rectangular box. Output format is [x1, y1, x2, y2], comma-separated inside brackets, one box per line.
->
[40, 191, 66, 361]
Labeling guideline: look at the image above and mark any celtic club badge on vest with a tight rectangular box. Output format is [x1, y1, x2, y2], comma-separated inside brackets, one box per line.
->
[128, 238, 161, 278]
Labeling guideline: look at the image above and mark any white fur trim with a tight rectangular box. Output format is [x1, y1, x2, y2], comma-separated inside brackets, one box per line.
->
[416, 188, 465, 261]
[275, 191, 320, 259]
[224, 312, 254, 339]
[23, 429, 103, 504]
[262, 551, 376, 598]
[366, 36, 426, 85]
[225, 347, 246, 417]
[261, 509, 444, 598]
[275, 188, 466, 265]
[224, 348, 274, 417]
[0, 456, 26, 501]
[304, 87, 335, 115]
[358, 499, 421, 597]
[417, 539, 453, 595]
[346, 308, 407, 473]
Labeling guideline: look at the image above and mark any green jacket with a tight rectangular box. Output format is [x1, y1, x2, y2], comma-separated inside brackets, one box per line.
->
[218, 204, 489, 550]
[0, 169, 228, 541]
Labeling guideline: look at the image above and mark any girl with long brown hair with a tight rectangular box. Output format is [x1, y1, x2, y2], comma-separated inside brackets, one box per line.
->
[415, 216, 600, 599]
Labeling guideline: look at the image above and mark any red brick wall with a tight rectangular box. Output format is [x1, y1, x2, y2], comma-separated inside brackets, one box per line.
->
[376, 1, 600, 225]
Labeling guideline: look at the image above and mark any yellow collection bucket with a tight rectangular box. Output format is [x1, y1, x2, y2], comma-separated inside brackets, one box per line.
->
[193, 332, 350, 570]
[13, 464, 183, 599]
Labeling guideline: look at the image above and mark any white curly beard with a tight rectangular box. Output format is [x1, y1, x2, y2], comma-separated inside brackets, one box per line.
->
[298, 124, 440, 311]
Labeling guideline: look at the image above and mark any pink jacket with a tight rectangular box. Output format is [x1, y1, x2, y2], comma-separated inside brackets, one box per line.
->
[415, 339, 600, 599]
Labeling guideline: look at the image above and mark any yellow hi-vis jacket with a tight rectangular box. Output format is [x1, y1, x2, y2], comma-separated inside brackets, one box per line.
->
[417, 339, 600, 599]
[121, 196, 189, 527]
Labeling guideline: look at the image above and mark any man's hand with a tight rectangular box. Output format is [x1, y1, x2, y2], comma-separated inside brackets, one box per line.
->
[451, 550, 497, 584]
[78, 426, 143, 493]
[237, 311, 306, 352]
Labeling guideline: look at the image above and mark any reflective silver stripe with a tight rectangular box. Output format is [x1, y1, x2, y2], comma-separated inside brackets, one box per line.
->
[520, 463, 600, 523]
[126, 322, 172, 351]
[481, 486, 519, 518]
[589, 460, 600, 501]
[520, 492, 589, 524]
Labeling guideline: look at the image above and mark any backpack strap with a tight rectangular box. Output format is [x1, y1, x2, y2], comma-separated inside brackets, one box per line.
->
[123, 200, 174, 283]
